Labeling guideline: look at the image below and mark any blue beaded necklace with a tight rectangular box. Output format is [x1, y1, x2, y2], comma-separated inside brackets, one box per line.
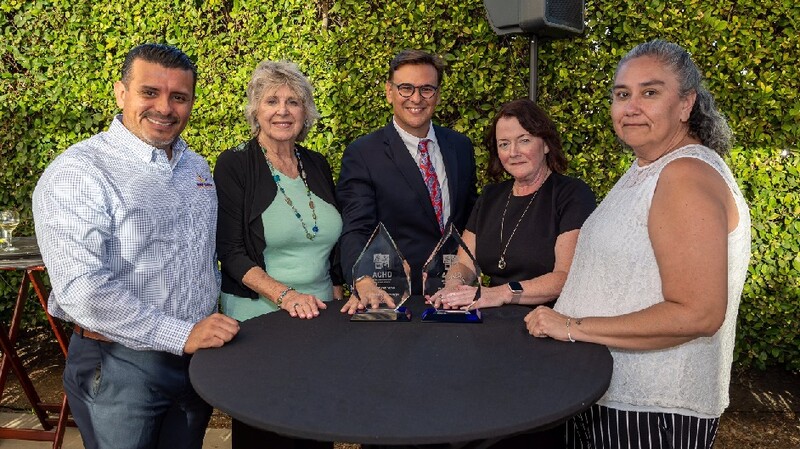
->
[261, 145, 319, 241]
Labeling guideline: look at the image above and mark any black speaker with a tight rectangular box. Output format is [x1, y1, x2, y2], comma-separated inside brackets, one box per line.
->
[484, 0, 584, 38]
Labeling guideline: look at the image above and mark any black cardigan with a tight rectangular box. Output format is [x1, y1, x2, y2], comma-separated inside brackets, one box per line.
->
[214, 137, 343, 299]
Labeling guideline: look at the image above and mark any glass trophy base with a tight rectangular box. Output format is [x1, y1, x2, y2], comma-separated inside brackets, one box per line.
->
[421, 307, 483, 323]
[350, 306, 412, 322]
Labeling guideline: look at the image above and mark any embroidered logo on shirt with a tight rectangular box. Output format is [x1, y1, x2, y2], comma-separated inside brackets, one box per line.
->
[195, 174, 214, 189]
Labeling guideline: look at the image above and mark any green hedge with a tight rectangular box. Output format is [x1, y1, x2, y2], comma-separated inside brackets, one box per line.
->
[1, 0, 798, 370]
[731, 148, 800, 370]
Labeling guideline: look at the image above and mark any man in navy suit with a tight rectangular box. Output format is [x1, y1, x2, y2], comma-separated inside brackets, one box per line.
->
[337, 49, 478, 312]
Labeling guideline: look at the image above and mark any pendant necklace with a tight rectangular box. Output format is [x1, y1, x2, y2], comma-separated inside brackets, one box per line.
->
[498, 189, 538, 270]
[498, 168, 548, 270]
[261, 145, 319, 240]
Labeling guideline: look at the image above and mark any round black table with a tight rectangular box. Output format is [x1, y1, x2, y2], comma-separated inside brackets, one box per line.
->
[189, 298, 612, 445]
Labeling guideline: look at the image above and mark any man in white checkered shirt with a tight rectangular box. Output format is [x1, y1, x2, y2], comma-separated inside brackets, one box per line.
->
[32, 43, 240, 449]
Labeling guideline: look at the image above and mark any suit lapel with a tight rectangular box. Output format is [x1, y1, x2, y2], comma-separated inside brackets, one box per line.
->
[435, 125, 460, 227]
[250, 139, 274, 224]
[382, 124, 439, 227]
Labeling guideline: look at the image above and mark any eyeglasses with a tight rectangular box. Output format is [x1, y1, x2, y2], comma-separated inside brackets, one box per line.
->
[391, 82, 439, 99]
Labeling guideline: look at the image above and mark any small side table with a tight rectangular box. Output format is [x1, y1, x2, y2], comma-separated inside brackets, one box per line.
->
[0, 236, 72, 448]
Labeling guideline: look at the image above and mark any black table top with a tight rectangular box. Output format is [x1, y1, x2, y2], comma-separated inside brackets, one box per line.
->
[190, 298, 612, 445]
[0, 237, 44, 270]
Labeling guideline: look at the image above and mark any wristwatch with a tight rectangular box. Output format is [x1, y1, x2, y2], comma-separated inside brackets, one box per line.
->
[508, 281, 523, 304]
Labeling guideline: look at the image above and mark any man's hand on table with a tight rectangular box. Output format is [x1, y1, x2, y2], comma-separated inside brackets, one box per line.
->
[340, 276, 396, 314]
[184, 313, 240, 354]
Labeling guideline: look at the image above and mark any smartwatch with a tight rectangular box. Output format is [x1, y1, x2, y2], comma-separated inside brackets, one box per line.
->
[508, 281, 523, 304]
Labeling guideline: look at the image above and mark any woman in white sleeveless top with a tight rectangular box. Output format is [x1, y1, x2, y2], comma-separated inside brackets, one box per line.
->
[525, 40, 751, 449]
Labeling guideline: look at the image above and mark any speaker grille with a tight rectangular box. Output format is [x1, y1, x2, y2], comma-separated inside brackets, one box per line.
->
[546, 0, 583, 29]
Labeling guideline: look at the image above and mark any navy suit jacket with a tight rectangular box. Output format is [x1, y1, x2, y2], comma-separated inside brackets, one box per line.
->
[336, 122, 478, 294]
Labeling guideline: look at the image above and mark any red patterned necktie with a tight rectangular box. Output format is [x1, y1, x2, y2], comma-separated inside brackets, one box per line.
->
[418, 139, 444, 233]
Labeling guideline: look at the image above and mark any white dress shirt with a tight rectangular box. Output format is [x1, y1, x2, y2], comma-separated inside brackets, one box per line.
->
[392, 119, 451, 225]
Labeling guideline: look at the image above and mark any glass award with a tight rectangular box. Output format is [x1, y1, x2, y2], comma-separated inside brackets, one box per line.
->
[421, 223, 483, 323]
[350, 223, 412, 322]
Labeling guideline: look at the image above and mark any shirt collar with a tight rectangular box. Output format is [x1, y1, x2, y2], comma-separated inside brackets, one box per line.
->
[108, 115, 187, 165]
[392, 119, 437, 151]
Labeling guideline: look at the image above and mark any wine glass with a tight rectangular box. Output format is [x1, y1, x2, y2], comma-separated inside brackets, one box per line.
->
[0, 209, 20, 252]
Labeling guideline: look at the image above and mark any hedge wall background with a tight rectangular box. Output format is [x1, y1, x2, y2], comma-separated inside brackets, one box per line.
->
[1, 0, 798, 370]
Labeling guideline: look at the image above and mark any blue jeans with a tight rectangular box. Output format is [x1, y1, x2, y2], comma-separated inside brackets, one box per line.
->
[63, 334, 212, 449]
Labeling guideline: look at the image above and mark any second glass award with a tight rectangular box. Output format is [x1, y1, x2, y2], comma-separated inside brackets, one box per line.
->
[350, 223, 412, 322]
[421, 224, 483, 323]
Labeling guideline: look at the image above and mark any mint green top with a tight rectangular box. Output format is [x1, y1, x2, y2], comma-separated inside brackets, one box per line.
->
[220, 170, 342, 321]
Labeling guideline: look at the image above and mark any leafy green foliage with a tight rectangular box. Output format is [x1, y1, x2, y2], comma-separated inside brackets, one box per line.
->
[1, 0, 797, 370]
[729, 148, 799, 371]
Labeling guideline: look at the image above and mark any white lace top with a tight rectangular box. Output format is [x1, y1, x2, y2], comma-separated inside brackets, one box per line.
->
[555, 145, 751, 418]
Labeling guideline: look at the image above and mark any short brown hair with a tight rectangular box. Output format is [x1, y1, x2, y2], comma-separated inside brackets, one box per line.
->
[388, 50, 445, 85]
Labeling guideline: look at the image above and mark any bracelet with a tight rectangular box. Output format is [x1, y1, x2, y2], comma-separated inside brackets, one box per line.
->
[275, 287, 295, 307]
[444, 271, 466, 286]
[566, 318, 576, 343]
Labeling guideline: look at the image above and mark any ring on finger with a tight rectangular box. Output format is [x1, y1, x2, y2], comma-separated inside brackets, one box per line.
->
[293, 303, 300, 309]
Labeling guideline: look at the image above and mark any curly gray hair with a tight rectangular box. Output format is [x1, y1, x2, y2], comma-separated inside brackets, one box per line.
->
[615, 39, 732, 154]
[245, 60, 320, 141]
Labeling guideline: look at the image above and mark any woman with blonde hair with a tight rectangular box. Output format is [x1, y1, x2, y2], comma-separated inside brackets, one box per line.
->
[215, 60, 340, 448]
